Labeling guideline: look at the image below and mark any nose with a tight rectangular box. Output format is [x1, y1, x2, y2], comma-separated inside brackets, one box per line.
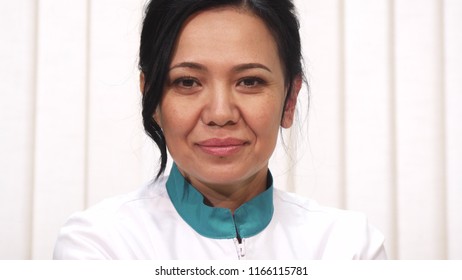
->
[201, 85, 240, 127]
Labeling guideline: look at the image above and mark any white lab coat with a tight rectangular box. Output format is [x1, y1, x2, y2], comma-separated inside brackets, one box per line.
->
[53, 165, 386, 260]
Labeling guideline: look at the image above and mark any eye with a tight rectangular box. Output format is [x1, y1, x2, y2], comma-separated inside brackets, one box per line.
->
[173, 76, 201, 88]
[237, 77, 266, 88]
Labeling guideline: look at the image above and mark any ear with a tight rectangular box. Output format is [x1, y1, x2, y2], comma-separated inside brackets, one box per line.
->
[281, 75, 302, 128]
[140, 72, 162, 127]
[154, 107, 162, 128]
[139, 72, 145, 94]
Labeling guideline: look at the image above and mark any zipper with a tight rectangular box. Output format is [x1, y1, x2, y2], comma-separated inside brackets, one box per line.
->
[233, 215, 246, 259]
[234, 238, 246, 260]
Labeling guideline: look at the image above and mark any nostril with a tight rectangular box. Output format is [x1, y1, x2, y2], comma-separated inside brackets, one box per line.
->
[201, 96, 240, 127]
[207, 119, 237, 127]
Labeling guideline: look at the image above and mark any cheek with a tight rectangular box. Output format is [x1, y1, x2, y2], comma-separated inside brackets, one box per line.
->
[158, 100, 197, 139]
[244, 97, 284, 137]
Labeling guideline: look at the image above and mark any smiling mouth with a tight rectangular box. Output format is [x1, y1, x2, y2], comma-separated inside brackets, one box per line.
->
[196, 138, 248, 157]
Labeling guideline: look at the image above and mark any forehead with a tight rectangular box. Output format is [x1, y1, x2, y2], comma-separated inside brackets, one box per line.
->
[170, 7, 282, 72]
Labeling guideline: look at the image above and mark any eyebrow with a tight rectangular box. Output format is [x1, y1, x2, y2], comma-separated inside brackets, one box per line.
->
[169, 62, 272, 73]
[169, 62, 206, 72]
[232, 63, 272, 73]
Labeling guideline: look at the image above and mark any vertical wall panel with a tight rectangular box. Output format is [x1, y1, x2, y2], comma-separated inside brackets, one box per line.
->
[0, 0, 36, 259]
[394, 0, 446, 259]
[293, 0, 344, 209]
[86, 0, 146, 206]
[32, 0, 88, 259]
[444, 0, 462, 260]
[343, 0, 395, 258]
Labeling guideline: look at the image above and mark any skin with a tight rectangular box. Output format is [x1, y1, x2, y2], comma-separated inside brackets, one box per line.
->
[141, 7, 301, 212]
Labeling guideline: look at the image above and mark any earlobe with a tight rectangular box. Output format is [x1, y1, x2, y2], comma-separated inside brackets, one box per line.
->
[140, 72, 145, 94]
[281, 75, 302, 128]
[153, 107, 162, 129]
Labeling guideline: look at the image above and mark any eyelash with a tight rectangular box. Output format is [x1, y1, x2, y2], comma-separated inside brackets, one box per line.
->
[171, 76, 267, 90]
[172, 76, 201, 88]
[237, 77, 266, 88]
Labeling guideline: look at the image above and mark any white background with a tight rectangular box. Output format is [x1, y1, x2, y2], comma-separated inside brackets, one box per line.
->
[0, 0, 461, 259]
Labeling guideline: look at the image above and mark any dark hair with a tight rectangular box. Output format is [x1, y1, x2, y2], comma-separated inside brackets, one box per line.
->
[139, 0, 304, 178]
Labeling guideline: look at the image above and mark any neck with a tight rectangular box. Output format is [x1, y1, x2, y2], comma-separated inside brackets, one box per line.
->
[182, 169, 268, 213]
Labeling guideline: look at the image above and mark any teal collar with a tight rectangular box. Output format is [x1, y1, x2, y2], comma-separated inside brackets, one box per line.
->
[166, 163, 274, 239]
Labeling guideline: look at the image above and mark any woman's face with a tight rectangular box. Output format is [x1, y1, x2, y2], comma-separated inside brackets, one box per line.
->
[155, 7, 298, 192]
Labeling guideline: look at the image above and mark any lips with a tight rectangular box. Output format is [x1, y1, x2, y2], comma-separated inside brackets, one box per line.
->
[196, 138, 248, 156]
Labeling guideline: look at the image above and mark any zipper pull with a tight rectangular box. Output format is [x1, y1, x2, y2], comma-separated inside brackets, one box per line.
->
[235, 238, 246, 259]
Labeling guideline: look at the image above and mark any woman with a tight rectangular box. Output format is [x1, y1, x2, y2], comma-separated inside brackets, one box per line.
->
[53, 0, 386, 259]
